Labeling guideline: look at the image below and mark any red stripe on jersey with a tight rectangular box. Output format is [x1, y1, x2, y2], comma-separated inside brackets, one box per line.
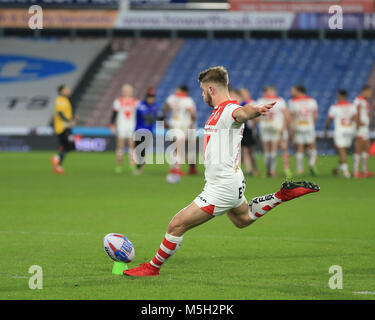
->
[291, 95, 312, 101]
[262, 205, 272, 211]
[232, 107, 242, 123]
[157, 248, 170, 259]
[219, 100, 239, 108]
[206, 106, 225, 126]
[162, 238, 177, 251]
[206, 100, 239, 126]
[255, 212, 262, 218]
[152, 257, 163, 266]
[200, 204, 215, 215]
[203, 134, 211, 156]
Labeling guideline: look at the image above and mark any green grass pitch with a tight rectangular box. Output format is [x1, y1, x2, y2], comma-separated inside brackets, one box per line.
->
[0, 151, 374, 300]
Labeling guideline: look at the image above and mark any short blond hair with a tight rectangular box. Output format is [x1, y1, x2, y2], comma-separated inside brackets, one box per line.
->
[198, 66, 229, 87]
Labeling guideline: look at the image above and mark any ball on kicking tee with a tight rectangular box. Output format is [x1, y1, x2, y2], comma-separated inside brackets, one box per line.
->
[103, 233, 135, 263]
[166, 173, 181, 184]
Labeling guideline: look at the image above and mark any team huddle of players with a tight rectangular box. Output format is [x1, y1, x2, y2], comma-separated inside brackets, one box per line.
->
[109, 83, 373, 179]
[50, 81, 372, 179]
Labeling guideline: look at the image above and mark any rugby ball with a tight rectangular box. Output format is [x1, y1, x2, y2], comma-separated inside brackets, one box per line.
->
[103, 233, 135, 263]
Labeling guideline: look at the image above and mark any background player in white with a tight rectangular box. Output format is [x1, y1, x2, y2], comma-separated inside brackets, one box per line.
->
[279, 99, 292, 179]
[289, 85, 318, 176]
[124, 66, 319, 277]
[353, 85, 373, 178]
[257, 86, 289, 178]
[110, 84, 139, 174]
[325, 90, 357, 178]
[163, 85, 197, 175]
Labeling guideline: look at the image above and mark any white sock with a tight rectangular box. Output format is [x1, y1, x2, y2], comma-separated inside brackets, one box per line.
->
[296, 152, 304, 173]
[353, 153, 360, 174]
[270, 152, 277, 173]
[340, 163, 349, 174]
[249, 193, 283, 220]
[308, 149, 317, 167]
[362, 152, 369, 174]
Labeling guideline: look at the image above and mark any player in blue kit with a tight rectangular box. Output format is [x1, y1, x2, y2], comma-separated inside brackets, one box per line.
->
[133, 87, 159, 175]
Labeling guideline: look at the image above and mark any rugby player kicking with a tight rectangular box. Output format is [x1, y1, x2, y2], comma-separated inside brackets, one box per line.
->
[124, 66, 320, 277]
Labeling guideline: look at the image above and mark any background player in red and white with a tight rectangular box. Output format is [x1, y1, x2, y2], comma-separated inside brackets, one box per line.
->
[163, 85, 197, 175]
[289, 85, 318, 176]
[325, 90, 357, 178]
[110, 84, 139, 174]
[124, 66, 320, 277]
[353, 85, 373, 178]
[257, 86, 289, 178]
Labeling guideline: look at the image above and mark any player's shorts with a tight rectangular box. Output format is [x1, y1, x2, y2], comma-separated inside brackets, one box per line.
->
[168, 122, 190, 139]
[117, 125, 135, 139]
[260, 126, 281, 143]
[356, 126, 369, 140]
[193, 173, 247, 217]
[294, 129, 315, 145]
[57, 128, 75, 152]
[241, 126, 255, 147]
[334, 131, 354, 148]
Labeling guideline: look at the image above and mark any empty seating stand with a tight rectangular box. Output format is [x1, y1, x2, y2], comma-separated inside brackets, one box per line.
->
[84, 38, 375, 130]
[86, 38, 184, 127]
[155, 39, 375, 130]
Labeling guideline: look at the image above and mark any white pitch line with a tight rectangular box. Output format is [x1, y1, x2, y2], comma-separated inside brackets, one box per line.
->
[353, 291, 375, 295]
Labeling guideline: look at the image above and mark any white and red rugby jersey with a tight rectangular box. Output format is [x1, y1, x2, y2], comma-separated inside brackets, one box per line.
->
[328, 100, 357, 134]
[113, 97, 139, 126]
[353, 96, 370, 128]
[257, 95, 287, 131]
[289, 95, 318, 131]
[166, 92, 196, 129]
[203, 100, 244, 185]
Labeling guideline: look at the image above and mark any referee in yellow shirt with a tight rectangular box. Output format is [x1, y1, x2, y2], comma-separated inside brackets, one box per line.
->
[50, 84, 77, 174]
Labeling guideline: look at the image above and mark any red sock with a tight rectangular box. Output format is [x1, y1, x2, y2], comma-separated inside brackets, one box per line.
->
[149, 233, 183, 269]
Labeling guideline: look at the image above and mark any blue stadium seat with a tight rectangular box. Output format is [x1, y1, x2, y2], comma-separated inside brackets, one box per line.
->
[156, 39, 375, 130]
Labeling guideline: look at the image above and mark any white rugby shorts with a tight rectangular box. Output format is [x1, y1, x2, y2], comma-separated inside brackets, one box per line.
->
[193, 174, 247, 216]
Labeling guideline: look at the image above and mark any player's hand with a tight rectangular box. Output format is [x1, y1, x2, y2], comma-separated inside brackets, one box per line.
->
[256, 102, 276, 116]
[67, 120, 76, 128]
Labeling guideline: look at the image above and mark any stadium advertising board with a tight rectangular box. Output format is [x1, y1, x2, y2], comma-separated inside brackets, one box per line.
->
[295, 12, 375, 30]
[229, 0, 374, 13]
[115, 11, 295, 30]
[115, 10, 375, 30]
[0, 135, 114, 152]
[0, 0, 119, 8]
[0, 8, 118, 28]
[0, 39, 108, 128]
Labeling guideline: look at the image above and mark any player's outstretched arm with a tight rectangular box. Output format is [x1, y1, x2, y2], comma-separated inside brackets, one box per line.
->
[233, 102, 275, 124]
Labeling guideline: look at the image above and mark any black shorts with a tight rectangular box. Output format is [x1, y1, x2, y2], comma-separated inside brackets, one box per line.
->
[57, 128, 76, 152]
[241, 126, 256, 147]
